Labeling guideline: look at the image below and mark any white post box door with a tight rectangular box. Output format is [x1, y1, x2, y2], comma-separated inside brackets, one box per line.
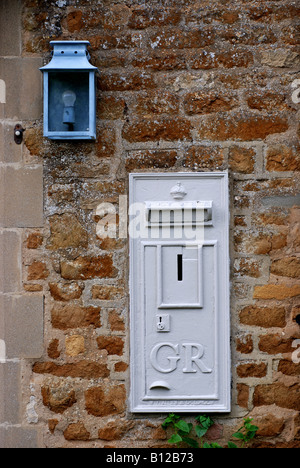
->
[129, 173, 230, 413]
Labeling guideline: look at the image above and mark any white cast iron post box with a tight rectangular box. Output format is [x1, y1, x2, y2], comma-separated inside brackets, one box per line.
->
[129, 173, 230, 413]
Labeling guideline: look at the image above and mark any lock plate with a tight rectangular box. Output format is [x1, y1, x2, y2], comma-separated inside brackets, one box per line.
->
[156, 314, 170, 332]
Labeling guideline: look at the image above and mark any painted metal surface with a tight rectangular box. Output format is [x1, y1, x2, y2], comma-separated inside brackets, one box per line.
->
[129, 173, 230, 413]
[40, 41, 97, 140]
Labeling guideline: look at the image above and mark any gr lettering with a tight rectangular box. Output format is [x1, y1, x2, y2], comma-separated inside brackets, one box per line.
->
[150, 342, 212, 374]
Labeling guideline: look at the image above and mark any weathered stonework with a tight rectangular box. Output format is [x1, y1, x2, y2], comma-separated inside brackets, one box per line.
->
[0, 0, 299, 448]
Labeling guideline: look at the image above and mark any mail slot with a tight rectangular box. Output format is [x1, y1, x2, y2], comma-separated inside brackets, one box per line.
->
[129, 173, 230, 413]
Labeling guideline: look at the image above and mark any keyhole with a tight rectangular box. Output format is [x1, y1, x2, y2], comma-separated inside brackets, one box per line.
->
[177, 254, 183, 281]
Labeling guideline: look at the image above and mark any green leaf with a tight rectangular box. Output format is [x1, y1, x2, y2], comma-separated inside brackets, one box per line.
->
[175, 420, 191, 434]
[247, 425, 259, 433]
[196, 415, 214, 429]
[182, 436, 199, 448]
[209, 443, 222, 448]
[203, 442, 222, 448]
[233, 432, 245, 440]
[227, 442, 238, 448]
[162, 413, 180, 429]
[195, 425, 208, 438]
[244, 417, 253, 424]
[203, 442, 212, 448]
[168, 433, 183, 445]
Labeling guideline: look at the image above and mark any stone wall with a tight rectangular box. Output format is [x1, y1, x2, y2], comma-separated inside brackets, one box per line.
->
[0, 0, 299, 448]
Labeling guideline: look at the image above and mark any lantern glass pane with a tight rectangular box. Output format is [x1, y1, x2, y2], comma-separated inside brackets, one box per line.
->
[48, 72, 90, 133]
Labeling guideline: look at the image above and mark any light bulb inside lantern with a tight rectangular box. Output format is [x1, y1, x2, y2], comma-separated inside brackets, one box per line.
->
[62, 90, 76, 126]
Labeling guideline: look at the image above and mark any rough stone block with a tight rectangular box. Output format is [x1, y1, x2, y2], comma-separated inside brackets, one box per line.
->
[0, 165, 43, 228]
[0, 230, 21, 293]
[1, 295, 44, 359]
[0, 58, 42, 120]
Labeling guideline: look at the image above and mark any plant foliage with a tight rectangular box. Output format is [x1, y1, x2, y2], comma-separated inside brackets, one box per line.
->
[162, 414, 259, 449]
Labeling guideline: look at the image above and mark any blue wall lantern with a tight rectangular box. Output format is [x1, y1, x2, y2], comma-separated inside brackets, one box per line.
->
[40, 41, 98, 140]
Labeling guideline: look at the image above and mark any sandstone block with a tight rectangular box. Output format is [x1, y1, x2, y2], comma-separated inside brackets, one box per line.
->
[27, 261, 49, 281]
[114, 362, 128, 373]
[237, 362, 268, 378]
[239, 306, 286, 328]
[266, 145, 300, 172]
[0, 165, 43, 228]
[96, 336, 124, 356]
[98, 96, 126, 120]
[0, 0, 22, 57]
[278, 359, 300, 376]
[60, 255, 118, 280]
[89, 31, 143, 50]
[253, 413, 285, 438]
[47, 213, 88, 250]
[184, 91, 237, 115]
[196, 113, 289, 141]
[49, 282, 83, 302]
[135, 90, 180, 116]
[24, 126, 45, 158]
[66, 10, 83, 33]
[98, 419, 134, 441]
[237, 383, 250, 409]
[109, 310, 125, 332]
[0, 361, 21, 424]
[41, 384, 76, 414]
[236, 334, 254, 354]
[0, 230, 21, 293]
[129, 7, 181, 29]
[190, 48, 254, 69]
[184, 145, 225, 170]
[91, 285, 125, 301]
[0, 426, 39, 449]
[64, 422, 90, 441]
[122, 118, 192, 143]
[229, 146, 256, 173]
[260, 49, 299, 68]
[132, 51, 187, 70]
[233, 258, 261, 278]
[258, 334, 294, 354]
[51, 304, 101, 330]
[253, 383, 300, 410]
[34, 361, 109, 379]
[247, 91, 287, 112]
[96, 126, 116, 158]
[98, 71, 156, 92]
[149, 28, 215, 49]
[0, 58, 42, 120]
[0, 122, 22, 163]
[26, 232, 43, 249]
[1, 294, 44, 359]
[253, 284, 300, 300]
[102, 4, 131, 29]
[125, 150, 177, 172]
[47, 339, 60, 359]
[85, 383, 126, 417]
[66, 335, 85, 356]
[270, 257, 300, 278]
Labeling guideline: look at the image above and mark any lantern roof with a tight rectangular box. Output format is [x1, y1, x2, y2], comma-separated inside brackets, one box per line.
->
[40, 41, 97, 72]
